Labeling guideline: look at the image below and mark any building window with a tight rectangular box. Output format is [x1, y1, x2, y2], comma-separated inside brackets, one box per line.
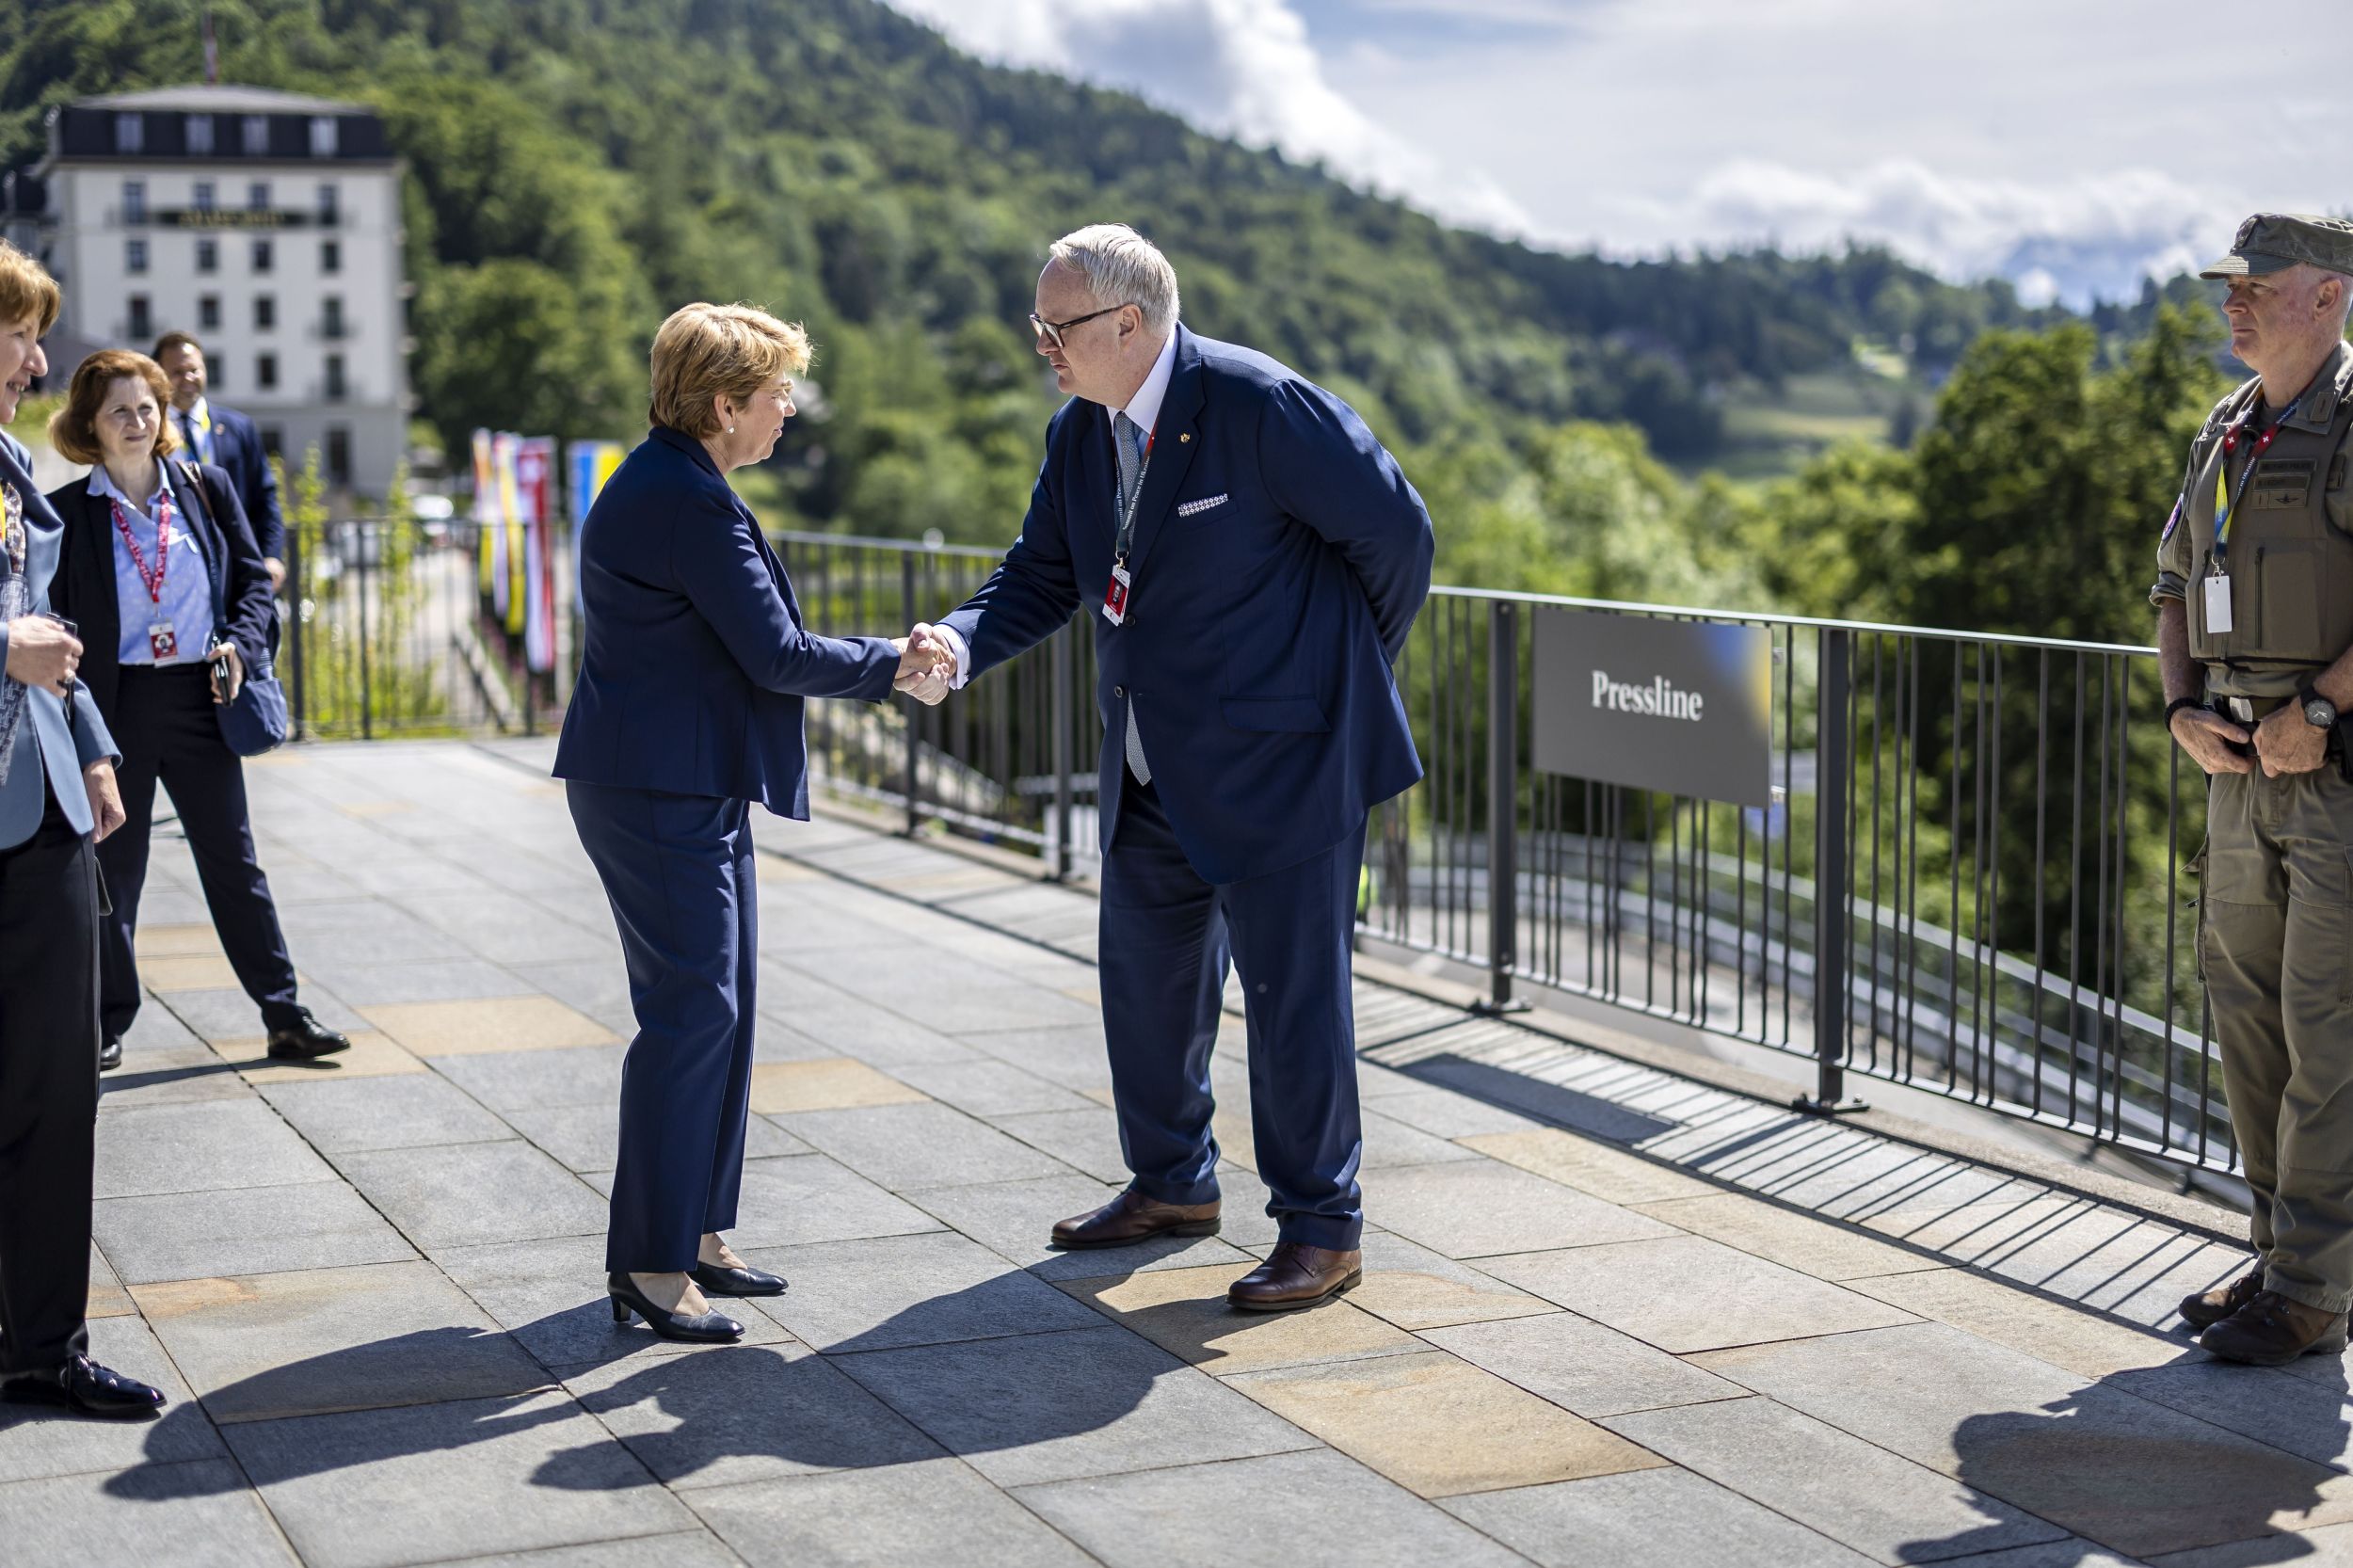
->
[316, 184, 339, 225]
[115, 113, 144, 154]
[128, 296, 152, 342]
[121, 180, 146, 224]
[320, 238, 341, 275]
[196, 237, 217, 273]
[186, 114, 214, 155]
[327, 426, 351, 485]
[256, 354, 278, 392]
[325, 354, 347, 402]
[211, 359, 226, 392]
[254, 295, 276, 332]
[247, 180, 270, 213]
[322, 296, 344, 340]
[199, 295, 221, 331]
[194, 181, 216, 214]
[251, 237, 273, 274]
[125, 238, 148, 275]
[259, 426, 282, 459]
[242, 116, 268, 156]
[309, 117, 339, 158]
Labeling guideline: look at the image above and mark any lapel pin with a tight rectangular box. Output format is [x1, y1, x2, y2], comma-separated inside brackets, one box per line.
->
[1179, 433, 1191, 443]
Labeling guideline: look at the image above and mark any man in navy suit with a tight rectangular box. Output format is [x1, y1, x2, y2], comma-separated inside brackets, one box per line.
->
[918, 224, 1433, 1310]
[154, 333, 285, 591]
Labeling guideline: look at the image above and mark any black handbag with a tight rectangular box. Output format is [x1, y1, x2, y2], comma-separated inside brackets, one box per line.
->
[175, 460, 289, 757]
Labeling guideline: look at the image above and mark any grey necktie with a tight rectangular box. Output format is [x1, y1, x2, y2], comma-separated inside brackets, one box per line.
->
[1112, 413, 1151, 785]
[179, 410, 203, 462]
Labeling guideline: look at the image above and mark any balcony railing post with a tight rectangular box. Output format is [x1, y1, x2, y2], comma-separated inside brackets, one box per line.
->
[1049, 623, 1074, 882]
[901, 552, 920, 837]
[1798, 624, 1866, 1113]
[1474, 598, 1529, 1016]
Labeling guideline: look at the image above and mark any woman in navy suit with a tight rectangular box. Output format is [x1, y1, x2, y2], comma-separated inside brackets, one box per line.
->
[555, 303, 944, 1341]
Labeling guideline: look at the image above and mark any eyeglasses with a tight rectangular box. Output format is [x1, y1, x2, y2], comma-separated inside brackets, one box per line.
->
[1028, 303, 1137, 353]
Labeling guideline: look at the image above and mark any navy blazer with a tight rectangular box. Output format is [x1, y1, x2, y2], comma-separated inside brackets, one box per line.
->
[0, 431, 119, 848]
[553, 426, 900, 815]
[47, 460, 276, 727]
[940, 326, 1434, 884]
[200, 403, 283, 563]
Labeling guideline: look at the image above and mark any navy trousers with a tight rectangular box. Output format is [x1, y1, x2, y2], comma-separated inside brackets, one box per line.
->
[99, 664, 301, 1041]
[1099, 776, 1366, 1251]
[567, 780, 759, 1274]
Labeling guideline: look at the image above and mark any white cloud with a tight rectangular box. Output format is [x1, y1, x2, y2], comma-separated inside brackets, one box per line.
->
[880, 0, 1535, 232]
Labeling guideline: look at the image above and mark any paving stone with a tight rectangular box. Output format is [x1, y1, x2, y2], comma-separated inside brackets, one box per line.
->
[93, 1098, 335, 1198]
[1463, 1127, 1721, 1204]
[987, 1105, 1133, 1184]
[430, 1044, 630, 1112]
[296, 957, 532, 1006]
[508, 959, 644, 1035]
[688, 1154, 941, 1250]
[745, 1058, 928, 1113]
[1226, 1347, 1662, 1497]
[957, 1023, 1115, 1092]
[156, 985, 369, 1044]
[1060, 1262, 1422, 1375]
[1354, 1084, 1545, 1138]
[898, 1172, 1255, 1278]
[261, 1070, 513, 1154]
[267, 897, 473, 967]
[744, 1231, 1105, 1353]
[2109, 1360, 2353, 1469]
[136, 920, 226, 958]
[1484, 1234, 1919, 1352]
[117, 1000, 204, 1052]
[688, 1458, 1099, 1568]
[886, 1058, 1097, 1117]
[397, 889, 619, 965]
[1443, 1465, 1880, 1568]
[1343, 1231, 1556, 1331]
[227, 1390, 694, 1568]
[1691, 1322, 2353, 1560]
[508, 1103, 808, 1176]
[436, 1234, 797, 1370]
[338, 1140, 609, 1249]
[1846, 1268, 2191, 1378]
[139, 952, 246, 989]
[429, 1532, 750, 1568]
[97, 1047, 256, 1107]
[95, 1178, 416, 1284]
[212, 1030, 426, 1083]
[0, 1462, 295, 1567]
[778, 1100, 1071, 1190]
[2147, 1522, 2353, 1566]
[360, 995, 618, 1056]
[1605, 1394, 2069, 1563]
[1633, 1191, 1945, 1281]
[133, 1260, 552, 1422]
[0, 1315, 219, 1481]
[88, 1240, 136, 1318]
[1019, 1448, 1532, 1568]
[563, 1339, 940, 1488]
[1359, 1158, 1680, 1260]
[832, 1324, 1318, 1487]
[1355, 1108, 1485, 1171]
[756, 977, 979, 1067]
[1421, 1308, 1747, 1418]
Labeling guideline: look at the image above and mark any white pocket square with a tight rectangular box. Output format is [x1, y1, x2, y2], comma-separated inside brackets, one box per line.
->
[1176, 493, 1229, 518]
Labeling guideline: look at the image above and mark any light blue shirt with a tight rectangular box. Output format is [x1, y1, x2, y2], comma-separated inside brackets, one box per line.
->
[89, 464, 215, 666]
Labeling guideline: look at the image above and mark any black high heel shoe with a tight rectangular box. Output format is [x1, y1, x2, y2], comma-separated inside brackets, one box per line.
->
[690, 1260, 788, 1298]
[606, 1272, 745, 1343]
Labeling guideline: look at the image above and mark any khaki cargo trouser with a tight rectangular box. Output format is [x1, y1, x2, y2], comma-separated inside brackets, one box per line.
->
[2202, 763, 2353, 1314]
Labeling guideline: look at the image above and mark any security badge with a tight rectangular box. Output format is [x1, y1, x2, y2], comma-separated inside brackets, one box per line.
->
[149, 620, 179, 661]
[2204, 570, 2233, 636]
[1, 482, 21, 572]
[1101, 561, 1131, 626]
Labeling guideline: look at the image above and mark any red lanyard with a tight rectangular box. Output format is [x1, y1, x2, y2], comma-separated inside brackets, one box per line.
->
[2211, 396, 2302, 563]
[110, 489, 176, 605]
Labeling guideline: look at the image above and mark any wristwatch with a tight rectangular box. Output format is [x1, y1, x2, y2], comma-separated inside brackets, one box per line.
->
[2298, 682, 2339, 729]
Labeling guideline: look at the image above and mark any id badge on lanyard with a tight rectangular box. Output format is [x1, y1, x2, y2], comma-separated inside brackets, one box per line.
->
[1101, 425, 1154, 627]
[2204, 394, 2303, 638]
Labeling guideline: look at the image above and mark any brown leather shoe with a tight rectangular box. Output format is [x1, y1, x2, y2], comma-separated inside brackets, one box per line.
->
[2179, 1263, 2265, 1331]
[2199, 1290, 2350, 1366]
[1226, 1242, 1363, 1312]
[1049, 1189, 1221, 1251]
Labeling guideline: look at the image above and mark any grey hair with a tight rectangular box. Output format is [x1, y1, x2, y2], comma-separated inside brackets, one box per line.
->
[1048, 223, 1179, 336]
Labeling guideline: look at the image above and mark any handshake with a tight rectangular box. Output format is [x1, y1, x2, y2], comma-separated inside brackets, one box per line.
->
[888, 623, 954, 706]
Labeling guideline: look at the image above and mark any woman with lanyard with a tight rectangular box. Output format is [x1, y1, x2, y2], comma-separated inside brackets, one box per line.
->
[46, 350, 346, 1072]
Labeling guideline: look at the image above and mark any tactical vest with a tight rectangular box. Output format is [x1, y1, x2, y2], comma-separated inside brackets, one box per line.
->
[2185, 352, 2353, 676]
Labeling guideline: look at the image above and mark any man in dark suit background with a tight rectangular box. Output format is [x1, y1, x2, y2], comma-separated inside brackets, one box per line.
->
[914, 223, 1434, 1311]
[153, 332, 285, 592]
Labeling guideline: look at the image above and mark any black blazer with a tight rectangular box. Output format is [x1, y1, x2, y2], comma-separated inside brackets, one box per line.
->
[46, 460, 276, 724]
[203, 403, 284, 562]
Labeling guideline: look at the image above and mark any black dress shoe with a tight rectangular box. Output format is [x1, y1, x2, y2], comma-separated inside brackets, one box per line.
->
[691, 1261, 788, 1297]
[99, 1037, 122, 1072]
[266, 1010, 351, 1061]
[0, 1355, 166, 1418]
[607, 1273, 744, 1343]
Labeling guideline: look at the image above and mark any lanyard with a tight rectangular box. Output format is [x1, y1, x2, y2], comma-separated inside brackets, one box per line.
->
[1111, 422, 1156, 566]
[110, 488, 176, 605]
[2211, 395, 2303, 566]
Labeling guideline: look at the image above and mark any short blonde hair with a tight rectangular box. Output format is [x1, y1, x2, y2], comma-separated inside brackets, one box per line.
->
[0, 240, 59, 336]
[50, 350, 181, 467]
[648, 303, 810, 439]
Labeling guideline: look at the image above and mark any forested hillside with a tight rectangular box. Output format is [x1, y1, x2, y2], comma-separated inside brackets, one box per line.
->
[5, 0, 2239, 644]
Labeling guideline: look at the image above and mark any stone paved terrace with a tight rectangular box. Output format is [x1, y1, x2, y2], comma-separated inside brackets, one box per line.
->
[11, 737, 2353, 1567]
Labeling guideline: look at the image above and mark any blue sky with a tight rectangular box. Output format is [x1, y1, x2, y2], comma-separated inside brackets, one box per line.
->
[882, 0, 2352, 307]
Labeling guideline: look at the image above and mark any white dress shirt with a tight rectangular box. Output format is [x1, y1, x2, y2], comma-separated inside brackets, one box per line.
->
[933, 328, 1177, 689]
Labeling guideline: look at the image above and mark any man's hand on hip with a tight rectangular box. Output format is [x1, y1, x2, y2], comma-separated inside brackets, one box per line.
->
[2254, 704, 2329, 777]
[2169, 708, 2253, 775]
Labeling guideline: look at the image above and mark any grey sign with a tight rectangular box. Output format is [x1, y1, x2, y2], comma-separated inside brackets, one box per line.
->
[1531, 608, 1773, 807]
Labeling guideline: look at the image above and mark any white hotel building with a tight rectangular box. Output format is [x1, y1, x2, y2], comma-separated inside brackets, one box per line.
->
[4, 84, 409, 496]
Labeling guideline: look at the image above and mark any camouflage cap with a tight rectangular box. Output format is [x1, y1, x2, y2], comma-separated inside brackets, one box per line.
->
[2200, 213, 2353, 279]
